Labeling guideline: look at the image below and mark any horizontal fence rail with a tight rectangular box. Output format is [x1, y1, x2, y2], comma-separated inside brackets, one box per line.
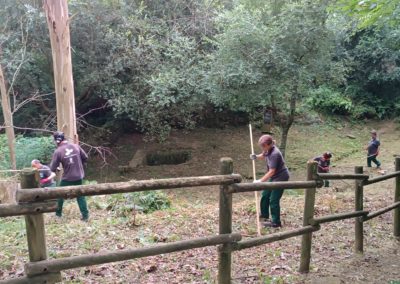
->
[310, 211, 369, 225]
[317, 173, 370, 180]
[364, 171, 400, 185]
[232, 225, 320, 251]
[227, 180, 322, 194]
[25, 233, 242, 277]
[0, 202, 57, 217]
[17, 174, 242, 203]
[363, 201, 400, 221]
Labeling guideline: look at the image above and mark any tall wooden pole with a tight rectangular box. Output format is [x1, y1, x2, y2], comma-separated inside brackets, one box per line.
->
[43, 0, 78, 143]
[299, 162, 317, 273]
[394, 157, 400, 237]
[354, 166, 364, 253]
[249, 124, 262, 236]
[218, 158, 233, 284]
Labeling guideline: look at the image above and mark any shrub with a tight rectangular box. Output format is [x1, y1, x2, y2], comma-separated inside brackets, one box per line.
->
[307, 86, 353, 115]
[0, 135, 55, 170]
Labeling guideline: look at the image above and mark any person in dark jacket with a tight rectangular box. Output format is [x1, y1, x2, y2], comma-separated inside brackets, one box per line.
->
[50, 131, 89, 221]
[250, 135, 290, 228]
[313, 152, 332, 187]
[365, 130, 381, 169]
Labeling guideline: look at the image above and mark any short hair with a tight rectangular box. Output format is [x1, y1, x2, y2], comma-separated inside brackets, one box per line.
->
[258, 135, 273, 146]
[31, 159, 41, 166]
[371, 130, 377, 135]
[323, 152, 332, 159]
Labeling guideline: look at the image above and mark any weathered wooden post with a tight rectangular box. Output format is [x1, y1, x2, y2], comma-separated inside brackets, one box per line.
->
[299, 161, 317, 273]
[394, 157, 400, 237]
[354, 166, 364, 253]
[218, 158, 233, 284]
[21, 169, 61, 283]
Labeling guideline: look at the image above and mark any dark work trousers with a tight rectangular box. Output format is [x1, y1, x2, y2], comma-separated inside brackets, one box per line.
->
[56, 179, 89, 220]
[367, 155, 381, 168]
[260, 171, 289, 225]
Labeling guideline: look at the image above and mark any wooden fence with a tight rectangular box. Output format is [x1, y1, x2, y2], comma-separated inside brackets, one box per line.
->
[0, 157, 399, 284]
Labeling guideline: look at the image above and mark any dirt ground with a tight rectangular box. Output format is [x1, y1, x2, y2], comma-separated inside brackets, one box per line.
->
[1, 120, 400, 283]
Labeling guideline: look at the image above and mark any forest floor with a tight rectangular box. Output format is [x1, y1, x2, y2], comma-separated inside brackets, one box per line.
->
[1, 119, 400, 283]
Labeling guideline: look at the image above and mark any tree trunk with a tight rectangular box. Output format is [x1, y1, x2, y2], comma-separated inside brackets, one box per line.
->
[279, 92, 296, 158]
[0, 61, 17, 170]
[43, 0, 78, 143]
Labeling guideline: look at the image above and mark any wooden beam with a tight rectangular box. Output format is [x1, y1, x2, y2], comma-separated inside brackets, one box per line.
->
[22, 170, 48, 262]
[354, 166, 364, 254]
[25, 233, 242, 276]
[317, 173, 369, 180]
[218, 158, 233, 284]
[232, 225, 320, 251]
[227, 180, 321, 194]
[0, 202, 57, 217]
[364, 171, 400, 185]
[394, 158, 400, 237]
[299, 162, 317, 273]
[309, 211, 368, 225]
[363, 202, 400, 221]
[17, 174, 242, 203]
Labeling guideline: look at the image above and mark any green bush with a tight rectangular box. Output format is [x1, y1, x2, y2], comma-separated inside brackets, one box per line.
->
[307, 86, 353, 115]
[0, 135, 55, 170]
[108, 191, 171, 216]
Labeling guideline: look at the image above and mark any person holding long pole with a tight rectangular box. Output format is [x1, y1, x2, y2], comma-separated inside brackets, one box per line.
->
[250, 134, 290, 228]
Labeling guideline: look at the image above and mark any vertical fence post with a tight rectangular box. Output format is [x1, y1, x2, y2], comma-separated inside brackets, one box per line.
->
[21, 169, 61, 283]
[218, 158, 233, 284]
[394, 157, 400, 237]
[354, 166, 364, 253]
[299, 162, 317, 273]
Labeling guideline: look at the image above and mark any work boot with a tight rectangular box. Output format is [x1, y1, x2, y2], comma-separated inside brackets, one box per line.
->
[263, 221, 281, 228]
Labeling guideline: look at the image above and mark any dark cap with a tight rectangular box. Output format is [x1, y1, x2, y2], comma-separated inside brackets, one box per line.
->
[53, 131, 65, 144]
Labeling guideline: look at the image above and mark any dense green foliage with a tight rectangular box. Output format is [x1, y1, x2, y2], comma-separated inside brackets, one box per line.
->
[0, 0, 399, 147]
[0, 134, 55, 170]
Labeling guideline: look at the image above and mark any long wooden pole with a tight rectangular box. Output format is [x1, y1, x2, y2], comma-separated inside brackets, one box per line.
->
[25, 232, 241, 276]
[249, 124, 261, 236]
[17, 174, 242, 203]
[354, 166, 364, 253]
[299, 162, 317, 273]
[394, 157, 400, 237]
[218, 158, 234, 284]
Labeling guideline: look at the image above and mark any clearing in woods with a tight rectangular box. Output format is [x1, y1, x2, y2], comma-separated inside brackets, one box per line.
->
[0, 120, 399, 283]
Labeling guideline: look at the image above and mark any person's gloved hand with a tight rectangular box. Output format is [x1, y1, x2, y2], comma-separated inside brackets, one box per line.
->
[40, 178, 49, 185]
[253, 179, 262, 183]
[250, 154, 257, 160]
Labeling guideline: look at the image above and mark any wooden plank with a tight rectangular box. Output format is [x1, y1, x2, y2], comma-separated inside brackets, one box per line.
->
[232, 225, 320, 251]
[0, 273, 61, 284]
[218, 158, 233, 284]
[317, 173, 369, 180]
[25, 233, 242, 276]
[299, 162, 317, 273]
[394, 158, 400, 237]
[0, 202, 57, 217]
[17, 174, 242, 203]
[364, 171, 400, 185]
[309, 210, 368, 225]
[363, 201, 400, 221]
[354, 166, 364, 254]
[227, 180, 320, 194]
